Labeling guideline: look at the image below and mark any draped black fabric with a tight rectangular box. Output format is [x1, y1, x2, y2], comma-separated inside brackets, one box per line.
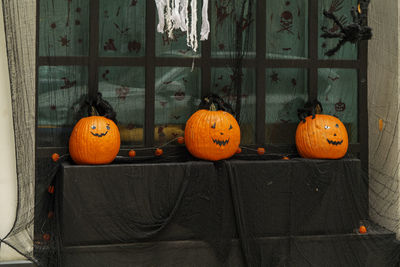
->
[34, 155, 400, 266]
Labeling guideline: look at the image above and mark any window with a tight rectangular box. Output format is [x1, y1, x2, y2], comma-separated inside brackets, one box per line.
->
[37, 0, 367, 162]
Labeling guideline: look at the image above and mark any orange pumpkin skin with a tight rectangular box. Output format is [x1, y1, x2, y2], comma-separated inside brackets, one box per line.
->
[295, 114, 348, 159]
[69, 116, 120, 164]
[185, 110, 240, 161]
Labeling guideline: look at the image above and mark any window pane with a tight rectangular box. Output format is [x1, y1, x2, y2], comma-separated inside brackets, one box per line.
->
[210, 68, 256, 144]
[99, 0, 146, 57]
[266, 0, 308, 59]
[98, 67, 145, 145]
[318, 0, 358, 59]
[37, 66, 88, 146]
[155, 32, 201, 58]
[155, 1, 201, 58]
[39, 0, 90, 56]
[155, 67, 201, 144]
[318, 68, 358, 142]
[211, 0, 256, 58]
[265, 68, 308, 143]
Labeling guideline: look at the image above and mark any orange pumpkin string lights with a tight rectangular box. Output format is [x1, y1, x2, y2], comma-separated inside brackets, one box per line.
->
[257, 148, 265, 155]
[359, 225, 367, 234]
[177, 136, 185, 144]
[42, 233, 51, 241]
[295, 114, 349, 159]
[128, 150, 136, 158]
[51, 153, 60, 162]
[48, 185, 55, 194]
[155, 148, 163, 156]
[126, 136, 184, 158]
[47, 211, 54, 219]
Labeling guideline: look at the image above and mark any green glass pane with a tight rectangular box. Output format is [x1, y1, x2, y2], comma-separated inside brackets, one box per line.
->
[318, 68, 358, 142]
[266, 0, 308, 59]
[211, 68, 256, 144]
[98, 67, 145, 145]
[37, 66, 88, 146]
[39, 0, 89, 56]
[211, 0, 256, 58]
[155, 1, 201, 58]
[318, 0, 357, 59]
[155, 67, 201, 144]
[265, 68, 308, 143]
[99, 0, 146, 57]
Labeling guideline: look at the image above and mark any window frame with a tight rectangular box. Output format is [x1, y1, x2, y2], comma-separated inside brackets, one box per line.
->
[35, 0, 368, 169]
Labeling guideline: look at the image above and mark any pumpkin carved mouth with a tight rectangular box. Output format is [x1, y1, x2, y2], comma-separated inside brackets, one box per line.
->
[326, 139, 343, 146]
[90, 131, 108, 137]
[212, 138, 230, 147]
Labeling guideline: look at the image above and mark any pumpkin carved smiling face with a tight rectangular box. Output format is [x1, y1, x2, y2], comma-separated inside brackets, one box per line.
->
[295, 114, 348, 159]
[185, 110, 240, 161]
[90, 123, 110, 137]
[69, 116, 120, 164]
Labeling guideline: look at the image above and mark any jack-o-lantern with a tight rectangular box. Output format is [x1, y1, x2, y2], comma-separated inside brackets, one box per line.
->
[185, 109, 240, 161]
[69, 116, 120, 164]
[295, 114, 348, 159]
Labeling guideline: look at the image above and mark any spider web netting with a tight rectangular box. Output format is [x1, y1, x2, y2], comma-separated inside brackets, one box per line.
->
[1, 0, 400, 267]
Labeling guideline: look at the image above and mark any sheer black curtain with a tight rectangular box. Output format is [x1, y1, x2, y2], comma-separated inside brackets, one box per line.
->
[0, 0, 36, 263]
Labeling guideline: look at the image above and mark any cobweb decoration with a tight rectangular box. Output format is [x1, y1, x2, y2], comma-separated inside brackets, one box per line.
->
[155, 0, 210, 52]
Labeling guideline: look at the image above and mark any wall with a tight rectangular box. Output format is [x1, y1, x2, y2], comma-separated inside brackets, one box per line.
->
[368, 0, 400, 237]
[0, 2, 23, 261]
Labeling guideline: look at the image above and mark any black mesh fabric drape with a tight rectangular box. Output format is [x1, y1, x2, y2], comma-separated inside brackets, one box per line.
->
[0, 0, 36, 263]
[1, 0, 400, 267]
[34, 154, 400, 267]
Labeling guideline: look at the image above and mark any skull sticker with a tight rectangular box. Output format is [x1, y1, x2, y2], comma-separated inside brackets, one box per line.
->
[278, 11, 294, 34]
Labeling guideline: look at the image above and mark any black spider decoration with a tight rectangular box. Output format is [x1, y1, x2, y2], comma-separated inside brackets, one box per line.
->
[297, 99, 323, 122]
[321, 0, 372, 57]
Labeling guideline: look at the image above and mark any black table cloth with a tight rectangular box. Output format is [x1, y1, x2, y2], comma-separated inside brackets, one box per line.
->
[54, 158, 397, 267]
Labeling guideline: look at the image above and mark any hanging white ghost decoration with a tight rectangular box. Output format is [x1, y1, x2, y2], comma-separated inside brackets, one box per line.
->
[155, 0, 210, 52]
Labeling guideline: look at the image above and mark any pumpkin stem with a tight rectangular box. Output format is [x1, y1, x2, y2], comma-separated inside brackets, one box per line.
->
[210, 103, 217, 111]
[90, 106, 100, 116]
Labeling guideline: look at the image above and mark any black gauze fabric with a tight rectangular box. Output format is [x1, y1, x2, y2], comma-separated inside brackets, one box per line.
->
[33, 156, 400, 267]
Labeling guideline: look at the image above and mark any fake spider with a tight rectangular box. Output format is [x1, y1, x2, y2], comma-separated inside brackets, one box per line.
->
[321, 0, 372, 57]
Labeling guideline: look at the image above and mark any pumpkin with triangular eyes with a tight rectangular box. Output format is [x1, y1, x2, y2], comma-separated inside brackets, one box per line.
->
[295, 114, 348, 159]
[185, 110, 240, 161]
[69, 116, 120, 164]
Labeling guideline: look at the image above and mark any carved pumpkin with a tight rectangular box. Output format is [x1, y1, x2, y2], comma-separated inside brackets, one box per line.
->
[295, 114, 348, 159]
[185, 110, 240, 161]
[69, 116, 120, 164]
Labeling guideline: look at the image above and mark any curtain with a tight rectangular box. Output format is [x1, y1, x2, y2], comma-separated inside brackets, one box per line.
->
[0, 0, 36, 262]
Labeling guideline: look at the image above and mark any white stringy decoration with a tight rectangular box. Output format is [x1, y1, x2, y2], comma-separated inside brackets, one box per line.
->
[156, 0, 210, 52]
